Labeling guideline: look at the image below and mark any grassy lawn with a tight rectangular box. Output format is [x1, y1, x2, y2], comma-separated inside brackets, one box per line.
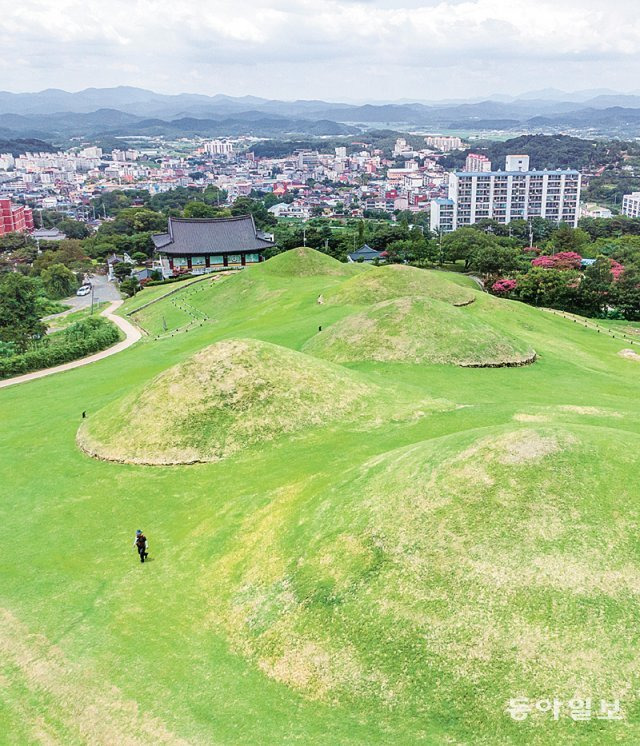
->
[2, 249, 640, 743]
[46, 303, 110, 332]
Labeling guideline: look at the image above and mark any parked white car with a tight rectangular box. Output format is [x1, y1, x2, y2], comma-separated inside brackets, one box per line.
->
[76, 285, 92, 297]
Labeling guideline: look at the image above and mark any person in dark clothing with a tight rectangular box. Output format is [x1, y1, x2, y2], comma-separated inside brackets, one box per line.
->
[133, 530, 149, 563]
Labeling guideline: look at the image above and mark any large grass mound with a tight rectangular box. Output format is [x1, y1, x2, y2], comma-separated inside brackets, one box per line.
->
[327, 264, 476, 306]
[77, 338, 378, 464]
[303, 295, 535, 366]
[208, 423, 640, 732]
[259, 247, 359, 278]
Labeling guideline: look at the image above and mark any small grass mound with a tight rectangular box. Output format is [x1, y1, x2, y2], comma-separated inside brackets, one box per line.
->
[326, 264, 476, 306]
[207, 423, 640, 733]
[259, 247, 358, 278]
[303, 296, 534, 366]
[77, 338, 378, 465]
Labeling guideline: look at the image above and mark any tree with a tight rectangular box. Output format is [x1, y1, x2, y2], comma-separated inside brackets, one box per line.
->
[0, 274, 46, 351]
[41, 263, 77, 299]
[131, 251, 149, 265]
[442, 228, 496, 270]
[98, 207, 166, 236]
[230, 197, 277, 230]
[513, 267, 581, 310]
[183, 201, 225, 219]
[120, 277, 141, 297]
[113, 262, 133, 281]
[32, 240, 90, 275]
[58, 219, 91, 239]
[470, 244, 522, 277]
[613, 265, 640, 320]
[531, 251, 583, 270]
[549, 224, 591, 252]
[0, 232, 35, 253]
[579, 257, 615, 316]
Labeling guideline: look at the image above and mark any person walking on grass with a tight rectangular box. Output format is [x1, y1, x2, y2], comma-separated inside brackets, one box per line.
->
[134, 529, 149, 563]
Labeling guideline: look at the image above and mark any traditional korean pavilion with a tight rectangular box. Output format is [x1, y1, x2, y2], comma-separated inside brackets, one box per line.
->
[152, 215, 275, 276]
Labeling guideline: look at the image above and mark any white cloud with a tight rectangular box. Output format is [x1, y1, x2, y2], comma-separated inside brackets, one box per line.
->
[1, 0, 640, 99]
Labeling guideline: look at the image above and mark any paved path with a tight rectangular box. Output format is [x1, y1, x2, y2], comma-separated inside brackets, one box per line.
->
[0, 300, 142, 390]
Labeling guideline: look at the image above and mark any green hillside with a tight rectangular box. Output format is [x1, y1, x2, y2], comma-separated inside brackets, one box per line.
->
[303, 295, 535, 366]
[78, 338, 442, 465]
[2, 248, 640, 744]
[325, 263, 476, 306]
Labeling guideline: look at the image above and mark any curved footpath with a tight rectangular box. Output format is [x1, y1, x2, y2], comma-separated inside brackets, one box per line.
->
[0, 300, 142, 390]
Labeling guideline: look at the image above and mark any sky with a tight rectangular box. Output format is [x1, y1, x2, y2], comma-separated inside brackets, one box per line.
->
[2, 0, 640, 102]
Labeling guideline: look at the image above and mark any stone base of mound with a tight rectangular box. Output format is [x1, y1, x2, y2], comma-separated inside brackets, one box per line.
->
[76, 431, 207, 466]
[459, 352, 537, 368]
[452, 298, 476, 307]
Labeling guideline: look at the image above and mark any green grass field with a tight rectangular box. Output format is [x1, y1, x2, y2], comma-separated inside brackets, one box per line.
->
[46, 303, 109, 332]
[2, 249, 640, 744]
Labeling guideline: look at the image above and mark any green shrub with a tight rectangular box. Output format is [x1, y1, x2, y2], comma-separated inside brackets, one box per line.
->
[0, 317, 120, 379]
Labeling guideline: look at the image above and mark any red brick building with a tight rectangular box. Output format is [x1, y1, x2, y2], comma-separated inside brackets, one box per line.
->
[0, 199, 34, 236]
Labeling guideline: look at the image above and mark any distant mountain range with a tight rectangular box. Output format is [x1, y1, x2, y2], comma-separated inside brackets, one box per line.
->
[3, 86, 640, 142]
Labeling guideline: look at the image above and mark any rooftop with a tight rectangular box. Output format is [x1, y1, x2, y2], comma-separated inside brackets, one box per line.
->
[454, 169, 580, 177]
[152, 214, 275, 256]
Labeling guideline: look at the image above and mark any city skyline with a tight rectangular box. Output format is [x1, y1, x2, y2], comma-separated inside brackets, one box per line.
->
[3, 0, 640, 102]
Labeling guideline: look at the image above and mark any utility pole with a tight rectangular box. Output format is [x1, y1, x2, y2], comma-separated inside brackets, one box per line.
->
[529, 219, 534, 248]
[90, 284, 94, 315]
[303, 225, 307, 247]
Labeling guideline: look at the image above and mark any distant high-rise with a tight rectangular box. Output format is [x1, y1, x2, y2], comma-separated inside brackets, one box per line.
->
[465, 153, 492, 172]
[431, 155, 581, 232]
[424, 135, 463, 152]
[204, 140, 234, 156]
[297, 150, 320, 169]
[505, 155, 530, 172]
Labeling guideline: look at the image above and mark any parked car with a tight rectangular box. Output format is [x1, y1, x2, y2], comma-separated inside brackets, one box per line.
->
[76, 285, 92, 297]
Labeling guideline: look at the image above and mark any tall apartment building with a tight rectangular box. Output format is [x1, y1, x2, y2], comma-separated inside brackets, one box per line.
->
[431, 156, 581, 232]
[204, 140, 234, 156]
[430, 198, 455, 233]
[424, 135, 463, 152]
[0, 199, 34, 236]
[465, 153, 492, 172]
[297, 150, 320, 169]
[621, 192, 640, 218]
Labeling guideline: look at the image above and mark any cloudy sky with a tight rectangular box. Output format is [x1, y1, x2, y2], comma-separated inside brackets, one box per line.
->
[2, 0, 639, 101]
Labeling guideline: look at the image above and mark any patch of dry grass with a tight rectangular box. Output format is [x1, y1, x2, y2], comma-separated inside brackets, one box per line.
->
[0, 608, 186, 745]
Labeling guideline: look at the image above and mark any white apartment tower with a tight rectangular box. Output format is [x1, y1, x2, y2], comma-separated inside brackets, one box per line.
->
[621, 193, 640, 218]
[432, 155, 581, 232]
[505, 155, 530, 172]
[465, 153, 492, 172]
[204, 140, 234, 156]
[424, 135, 463, 152]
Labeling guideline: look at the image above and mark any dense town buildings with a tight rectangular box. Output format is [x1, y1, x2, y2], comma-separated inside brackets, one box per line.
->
[0, 135, 594, 238]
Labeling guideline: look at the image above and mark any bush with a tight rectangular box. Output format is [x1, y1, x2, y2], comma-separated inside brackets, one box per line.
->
[0, 317, 120, 379]
[492, 279, 517, 294]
